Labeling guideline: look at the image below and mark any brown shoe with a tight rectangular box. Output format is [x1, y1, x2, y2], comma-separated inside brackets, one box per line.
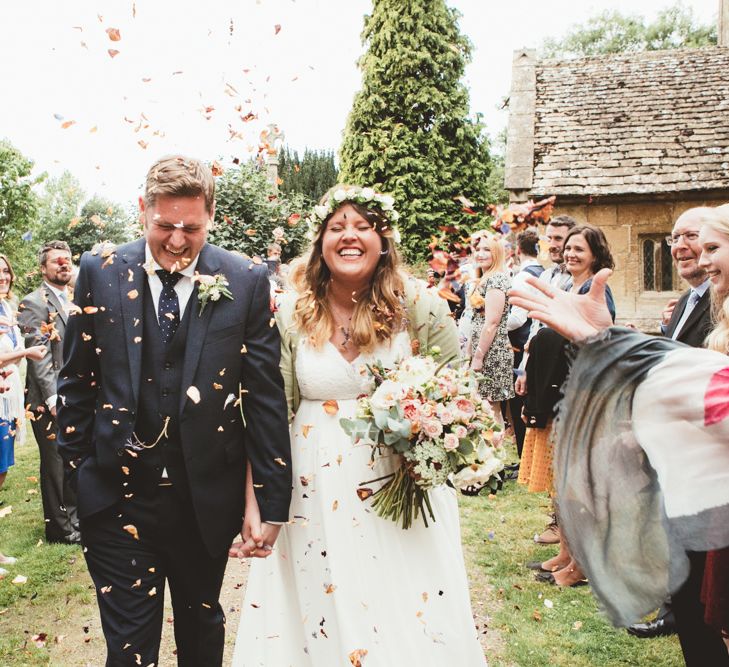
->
[535, 524, 560, 545]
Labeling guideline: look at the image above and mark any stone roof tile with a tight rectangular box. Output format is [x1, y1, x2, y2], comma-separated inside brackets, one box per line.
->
[529, 47, 729, 197]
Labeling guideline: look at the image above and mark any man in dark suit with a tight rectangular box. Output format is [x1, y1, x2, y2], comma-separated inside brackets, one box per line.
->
[56, 155, 292, 666]
[18, 240, 79, 544]
[662, 207, 714, 347]
[628, 207, 720, 662]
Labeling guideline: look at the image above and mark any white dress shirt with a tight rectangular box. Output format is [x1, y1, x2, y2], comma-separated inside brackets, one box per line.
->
[144, 244, 200, 323]
[507, 258, 544, 332]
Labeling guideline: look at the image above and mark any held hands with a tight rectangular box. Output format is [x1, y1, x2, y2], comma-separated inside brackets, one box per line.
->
[229, 498, 282, 560]
[508, 268, 614, 343]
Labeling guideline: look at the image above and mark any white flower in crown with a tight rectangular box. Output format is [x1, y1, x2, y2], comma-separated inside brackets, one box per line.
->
[304, 185, 401, 243]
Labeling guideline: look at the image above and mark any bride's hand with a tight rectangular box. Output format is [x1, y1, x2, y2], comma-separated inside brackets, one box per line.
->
[508, 268, 613, 342]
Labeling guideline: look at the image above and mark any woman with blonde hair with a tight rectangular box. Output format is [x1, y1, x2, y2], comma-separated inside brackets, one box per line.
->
[467, 231, 514, 440]
[231, 186, 487, 666]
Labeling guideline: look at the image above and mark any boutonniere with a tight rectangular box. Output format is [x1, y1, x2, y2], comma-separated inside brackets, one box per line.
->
[193, 273, 233, 316]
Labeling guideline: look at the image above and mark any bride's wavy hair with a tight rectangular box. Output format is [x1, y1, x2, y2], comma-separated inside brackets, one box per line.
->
[704, 204, 729, 355]
[291, 186, 406, 352]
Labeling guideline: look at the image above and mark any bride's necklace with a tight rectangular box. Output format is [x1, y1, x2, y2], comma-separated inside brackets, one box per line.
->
[330, 303, 355, 349]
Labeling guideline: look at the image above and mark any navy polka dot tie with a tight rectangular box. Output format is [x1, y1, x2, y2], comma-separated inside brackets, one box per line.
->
[156, 270, 182, 344]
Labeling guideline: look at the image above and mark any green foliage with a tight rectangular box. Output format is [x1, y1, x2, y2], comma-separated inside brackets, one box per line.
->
[542, 2, 717, 58]
[277, 146, 338, 204]
[0, 140, 43, 295]
[71, 196, 137, 257]
[35, 179, 136, 260]
[338, 0, 494, 262]
[209, 162, 309, 262]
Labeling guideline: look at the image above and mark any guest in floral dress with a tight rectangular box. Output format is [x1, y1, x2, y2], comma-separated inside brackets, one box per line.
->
[468, 232, 514, 441]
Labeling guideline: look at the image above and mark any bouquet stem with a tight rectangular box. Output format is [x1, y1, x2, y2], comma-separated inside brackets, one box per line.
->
[368, 466, 435, 529]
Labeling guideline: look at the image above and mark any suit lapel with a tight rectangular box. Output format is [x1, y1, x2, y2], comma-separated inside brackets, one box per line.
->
[119, 240, 147, 408]
[677, 290, 710, 343]
[43, 285, 68, 327]
[179, 244, 220, 415]
[666, 291, 690, 339]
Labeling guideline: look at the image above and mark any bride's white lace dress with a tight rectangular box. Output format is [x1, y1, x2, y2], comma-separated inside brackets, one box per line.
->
[233, 332, 487, 666]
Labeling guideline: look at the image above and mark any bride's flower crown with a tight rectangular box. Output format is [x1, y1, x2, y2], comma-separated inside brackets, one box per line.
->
[305, 186, 401, 242]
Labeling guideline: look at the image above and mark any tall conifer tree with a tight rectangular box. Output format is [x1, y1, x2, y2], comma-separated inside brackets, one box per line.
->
[339, 0, 492, 260]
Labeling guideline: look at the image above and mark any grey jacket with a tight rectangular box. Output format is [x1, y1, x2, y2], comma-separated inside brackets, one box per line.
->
[18, 284, 68, 410]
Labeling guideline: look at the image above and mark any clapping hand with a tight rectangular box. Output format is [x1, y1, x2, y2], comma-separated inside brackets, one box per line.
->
[508, 268, 614, 343]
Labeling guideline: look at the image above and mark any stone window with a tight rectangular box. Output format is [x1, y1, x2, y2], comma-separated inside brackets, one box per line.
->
[641, 235, 675, 292]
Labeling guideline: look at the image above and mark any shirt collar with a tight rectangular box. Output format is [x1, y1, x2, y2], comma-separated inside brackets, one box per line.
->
[520, 257, 541, 270]
[692, 279, 711, 298]
[144, 244, 200, 277]
[44, 282, 68, 301]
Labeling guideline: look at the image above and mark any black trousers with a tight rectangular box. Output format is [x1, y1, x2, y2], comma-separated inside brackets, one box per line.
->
[31, 409, 78, 541]
[81, 484, 228, 666]
[673, 551, 729, 666]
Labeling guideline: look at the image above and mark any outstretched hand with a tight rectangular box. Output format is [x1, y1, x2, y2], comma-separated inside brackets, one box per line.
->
[508, 269, 614, 343]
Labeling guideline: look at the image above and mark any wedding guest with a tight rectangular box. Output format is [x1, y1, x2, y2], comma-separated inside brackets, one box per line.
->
[508, 204, 729, 666]
[629, 206, 714, 640]
[18, 241, 79, 544]
[514, 215, 575, 545]
[231, 186, 487, 666]
[468, 231, 514, 441]
[56, 155, 292, 665]
[521, 224, 615, 587]
[506, 230, 544, 458]
[0, 254, 47, 574]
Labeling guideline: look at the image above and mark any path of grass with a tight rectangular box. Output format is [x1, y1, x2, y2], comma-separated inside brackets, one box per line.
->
[1, 436, 684, 665]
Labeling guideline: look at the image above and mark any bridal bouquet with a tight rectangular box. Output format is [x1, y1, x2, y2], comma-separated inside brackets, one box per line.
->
[340, 352, 504, 529]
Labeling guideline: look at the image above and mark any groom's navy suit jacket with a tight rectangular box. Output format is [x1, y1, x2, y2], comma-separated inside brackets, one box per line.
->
[56, 238, 292, 555]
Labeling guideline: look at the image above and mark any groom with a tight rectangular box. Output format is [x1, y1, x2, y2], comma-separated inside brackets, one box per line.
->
[57, 155, 292, 666]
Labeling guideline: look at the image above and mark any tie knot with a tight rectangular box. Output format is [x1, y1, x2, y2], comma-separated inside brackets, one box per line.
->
[156, 269, 182, 289]
[689, 290, 700, 306]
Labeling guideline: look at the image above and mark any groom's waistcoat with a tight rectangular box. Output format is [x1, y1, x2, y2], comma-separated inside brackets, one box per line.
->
[132, 284, 193, 491]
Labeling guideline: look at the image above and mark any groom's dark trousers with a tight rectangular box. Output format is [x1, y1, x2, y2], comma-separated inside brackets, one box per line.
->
[80, 288, 227, 666]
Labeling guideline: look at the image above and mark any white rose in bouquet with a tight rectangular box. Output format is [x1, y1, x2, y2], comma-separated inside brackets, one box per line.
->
[394, 356, 436, 387]
[370, 380, 406, 412]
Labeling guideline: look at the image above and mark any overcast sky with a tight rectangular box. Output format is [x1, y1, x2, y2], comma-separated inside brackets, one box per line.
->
[0, 0, 720, 207]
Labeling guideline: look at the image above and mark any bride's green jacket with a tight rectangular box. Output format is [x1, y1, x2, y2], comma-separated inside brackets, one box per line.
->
[274, 277, 460, 420]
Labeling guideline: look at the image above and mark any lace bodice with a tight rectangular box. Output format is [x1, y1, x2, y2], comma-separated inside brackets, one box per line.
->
[295, 331, 412, 401]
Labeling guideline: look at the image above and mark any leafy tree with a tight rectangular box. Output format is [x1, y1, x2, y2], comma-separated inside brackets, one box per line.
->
[542, 2, 716, 58]
[209, 162, 309, 262]
[277, 146, 338, 204]
[35, 170, 85, 244]
[0, 140, 43, 294]
[65, 196, 137, 258]
[338, 0, 493, 261]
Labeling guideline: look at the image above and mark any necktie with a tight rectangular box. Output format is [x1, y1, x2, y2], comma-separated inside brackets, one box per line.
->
[156, 270, 182, 344]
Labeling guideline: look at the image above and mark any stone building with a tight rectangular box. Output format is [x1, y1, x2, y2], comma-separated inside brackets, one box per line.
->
[504, 38, 729, 329]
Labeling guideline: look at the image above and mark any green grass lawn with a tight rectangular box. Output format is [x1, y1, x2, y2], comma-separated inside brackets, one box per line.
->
[0, 433, 89, 665]
[460, 483, 684, 666]
[1, 434, 685, 665]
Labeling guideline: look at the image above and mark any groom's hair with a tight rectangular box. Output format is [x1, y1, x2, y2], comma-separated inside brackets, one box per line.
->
[143, 155, 216, 213]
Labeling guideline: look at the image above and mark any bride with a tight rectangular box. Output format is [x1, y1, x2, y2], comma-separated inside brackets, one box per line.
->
[230, 186, 487, 666]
